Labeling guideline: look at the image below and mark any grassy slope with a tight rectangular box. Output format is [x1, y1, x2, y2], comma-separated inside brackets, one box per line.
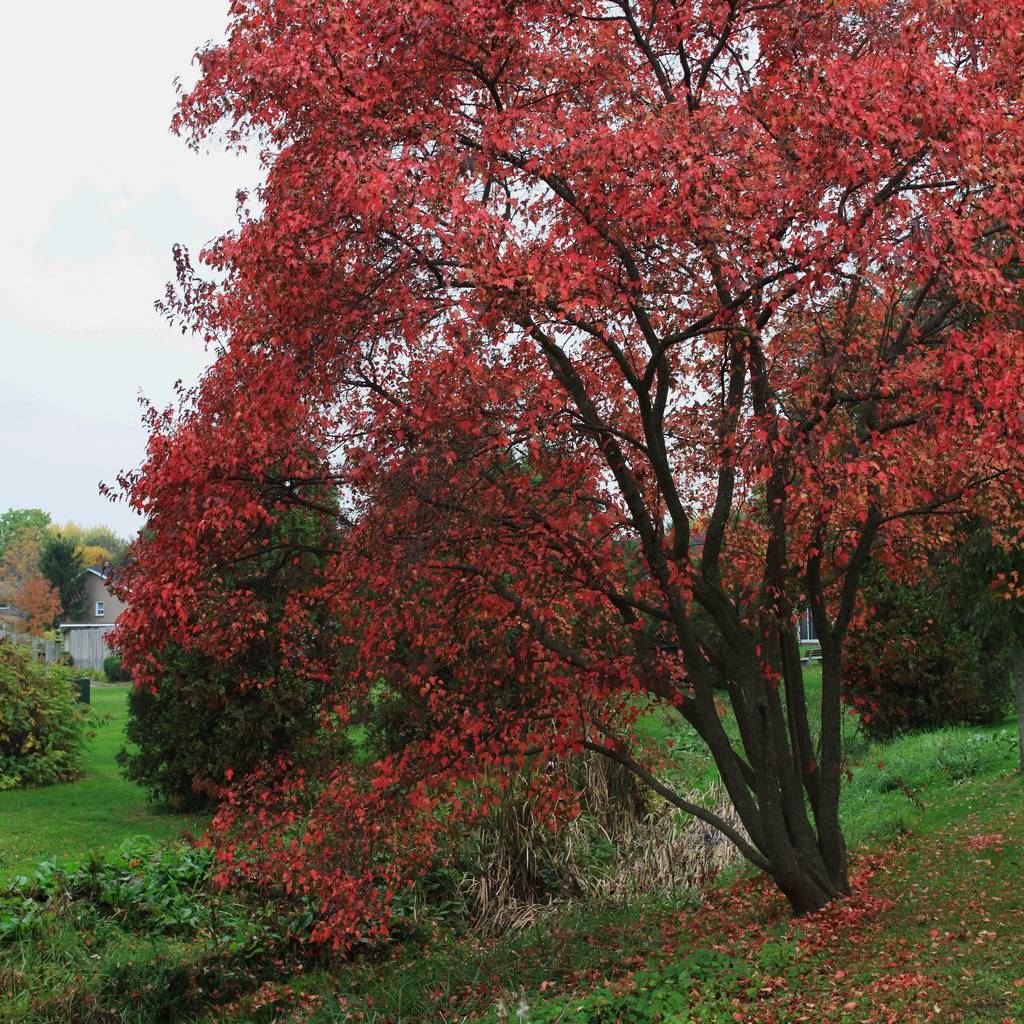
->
[275, 719, 1022, 1024]
[0, 687, 206, 881]
[3, 679, 1023, 1023]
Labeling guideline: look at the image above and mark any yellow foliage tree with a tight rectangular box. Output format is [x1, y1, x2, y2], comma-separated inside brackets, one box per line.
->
[0, 529, 44, 607]
[78, 545, 113, 568]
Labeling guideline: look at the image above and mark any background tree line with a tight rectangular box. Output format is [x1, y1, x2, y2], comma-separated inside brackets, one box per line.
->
[0, 507, 131, 636]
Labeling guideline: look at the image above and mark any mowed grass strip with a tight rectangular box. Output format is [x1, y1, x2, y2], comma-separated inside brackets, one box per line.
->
[0, 686, 207, 881]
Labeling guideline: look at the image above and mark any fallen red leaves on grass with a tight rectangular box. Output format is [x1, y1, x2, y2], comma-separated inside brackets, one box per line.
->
[963, 832, 1005, 852]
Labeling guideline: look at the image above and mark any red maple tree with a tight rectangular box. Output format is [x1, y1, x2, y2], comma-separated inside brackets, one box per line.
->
[114, 0, 1024, 937]
[14, 573, 62, 637]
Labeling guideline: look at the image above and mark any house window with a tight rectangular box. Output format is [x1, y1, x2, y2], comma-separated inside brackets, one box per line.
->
[95, 601, 105, 618]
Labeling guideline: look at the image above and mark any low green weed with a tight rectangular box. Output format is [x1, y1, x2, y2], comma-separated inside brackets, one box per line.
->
[840, 723, 1017, 846]
[0, 838, 328, 1023]
[1, 838, 213, 940]
[483, 947, 752, 1024]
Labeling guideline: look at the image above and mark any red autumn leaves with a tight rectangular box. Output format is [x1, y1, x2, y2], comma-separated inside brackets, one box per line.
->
[113, 0, 1024, 941]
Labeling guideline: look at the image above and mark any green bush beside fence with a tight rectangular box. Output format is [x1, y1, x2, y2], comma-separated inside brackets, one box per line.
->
[0, 640, 88, 790]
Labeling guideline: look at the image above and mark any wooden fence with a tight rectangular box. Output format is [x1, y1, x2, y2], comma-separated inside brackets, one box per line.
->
[0, 625, 114, 672]
[61, 627, 116, 672]
[0, 629, 65, 664]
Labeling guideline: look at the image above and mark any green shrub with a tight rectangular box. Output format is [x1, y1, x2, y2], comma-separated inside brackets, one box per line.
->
[844, 566, 1012, 739]
[102, 655, 130, 683]
[117, 651, 352, 810]
[0, 640, 87, 790]
[116, 500, 354, 810]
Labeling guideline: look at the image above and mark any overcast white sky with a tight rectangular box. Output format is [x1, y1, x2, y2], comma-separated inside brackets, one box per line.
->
[0, 2, 260, 538]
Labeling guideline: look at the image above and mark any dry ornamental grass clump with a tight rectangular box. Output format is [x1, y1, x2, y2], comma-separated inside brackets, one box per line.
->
[465, 754, 746, 935]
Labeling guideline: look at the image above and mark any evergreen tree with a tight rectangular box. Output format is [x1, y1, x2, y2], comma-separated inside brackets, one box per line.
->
[39, 534, 85, 620]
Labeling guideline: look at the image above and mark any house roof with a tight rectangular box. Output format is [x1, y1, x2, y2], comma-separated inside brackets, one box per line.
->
[84, 565, 126, 589]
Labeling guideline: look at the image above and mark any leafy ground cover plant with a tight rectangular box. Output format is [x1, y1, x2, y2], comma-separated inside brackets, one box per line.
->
[1, 839, 215, 941]
[0, 838, 322, 1023]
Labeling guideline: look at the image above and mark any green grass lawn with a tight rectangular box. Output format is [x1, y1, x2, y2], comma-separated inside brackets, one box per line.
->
[3, 680, 1023, 1023]
[0, 686, 207, 881]
[279, 717, 1024, 1024]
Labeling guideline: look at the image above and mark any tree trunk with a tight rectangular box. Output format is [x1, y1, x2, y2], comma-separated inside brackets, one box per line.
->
[663, 591, 851, 916]
[1014, 645, 1024, 777]
[775, 859, 846, 916]
[697, 682, 850, 917]
[758, 791, 849, 916]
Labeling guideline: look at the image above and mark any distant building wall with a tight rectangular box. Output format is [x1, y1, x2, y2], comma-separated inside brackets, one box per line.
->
[69, 571, 127, 626]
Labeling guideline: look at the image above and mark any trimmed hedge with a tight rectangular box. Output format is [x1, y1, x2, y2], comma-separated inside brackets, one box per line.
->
[103, 654, 131, 682]
[0, 640, 88, 790]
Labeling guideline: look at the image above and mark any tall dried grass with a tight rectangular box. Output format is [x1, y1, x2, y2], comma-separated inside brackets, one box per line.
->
[465, 752, 745, 935]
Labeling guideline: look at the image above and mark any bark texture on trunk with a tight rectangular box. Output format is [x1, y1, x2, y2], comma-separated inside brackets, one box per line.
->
[693, 676, 851, 917]
[739, 782, 850, 916]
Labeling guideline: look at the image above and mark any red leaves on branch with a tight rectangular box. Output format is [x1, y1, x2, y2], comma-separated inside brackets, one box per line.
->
[117, 0, 1024, 942]
[206, 758, 446, 949]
